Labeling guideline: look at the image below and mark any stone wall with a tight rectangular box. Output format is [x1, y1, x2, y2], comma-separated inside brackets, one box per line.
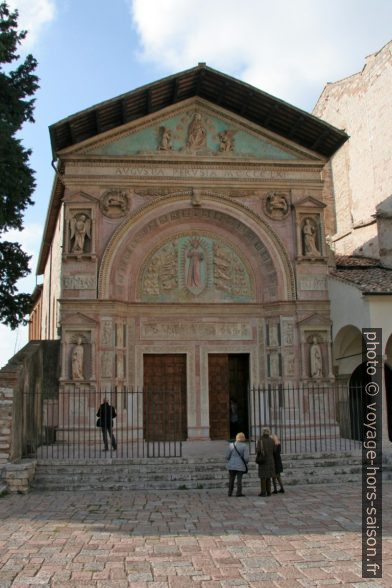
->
[0, 340, 60, 465]
[314, 41, 392, 257]
[0, 387, 14, 464]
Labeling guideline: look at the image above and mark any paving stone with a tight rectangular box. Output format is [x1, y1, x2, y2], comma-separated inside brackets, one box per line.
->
[0, 481, 390, 588]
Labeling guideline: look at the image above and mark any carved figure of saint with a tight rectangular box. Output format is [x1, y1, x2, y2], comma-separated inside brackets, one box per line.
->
[187, 113, 206, 150]
[303, 218, 320, 256]
[310, 336, 323, 378]
[159, 126, 172, 150]
[71, 337, 84, 380]
[218, 130, 235, 152]
[69, 213, 91, 254]
[186, 239, 204, 289]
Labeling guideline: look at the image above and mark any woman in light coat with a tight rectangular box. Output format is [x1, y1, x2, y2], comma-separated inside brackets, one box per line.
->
[226, 432, 249, 497]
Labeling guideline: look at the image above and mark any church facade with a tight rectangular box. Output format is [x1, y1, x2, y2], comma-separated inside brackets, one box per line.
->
[31, 65, 348, 443]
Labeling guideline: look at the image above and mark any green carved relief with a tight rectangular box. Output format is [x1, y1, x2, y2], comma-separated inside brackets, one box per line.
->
[87, 110, 297, 160]
[140, 234, 254, 302]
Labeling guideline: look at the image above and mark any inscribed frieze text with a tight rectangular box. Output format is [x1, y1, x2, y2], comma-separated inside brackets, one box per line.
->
[141, 321, 252, 340]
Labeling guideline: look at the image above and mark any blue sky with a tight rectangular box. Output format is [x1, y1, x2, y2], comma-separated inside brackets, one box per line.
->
[1, 0, 392, 366]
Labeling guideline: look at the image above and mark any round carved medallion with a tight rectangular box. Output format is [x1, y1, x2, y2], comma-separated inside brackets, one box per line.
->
[263, 192, 290, 220]
[101, 190, 130, 218]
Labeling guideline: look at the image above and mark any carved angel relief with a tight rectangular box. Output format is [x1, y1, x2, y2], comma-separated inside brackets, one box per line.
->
[218, 129, 235, 152]
[159, 126, 172, 151]
[143, 243, 178, 296]
[69, 212, 91, 254]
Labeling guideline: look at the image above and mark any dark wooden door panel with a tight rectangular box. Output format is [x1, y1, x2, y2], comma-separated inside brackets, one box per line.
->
[208, 354, 230, 440]
[143, 354, 187, 441]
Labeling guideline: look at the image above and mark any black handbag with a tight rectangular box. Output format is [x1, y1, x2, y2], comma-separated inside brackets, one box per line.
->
[96, 418, 101, 427]
[255, 443, 265, 464]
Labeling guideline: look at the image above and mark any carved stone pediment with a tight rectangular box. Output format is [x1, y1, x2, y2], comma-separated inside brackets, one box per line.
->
[294, 195, 326, 209]
[64, 190, 99, 204]
[74, 99, 320, 162]
[62, 312, 97, 326]
[297, 313, 331, 328]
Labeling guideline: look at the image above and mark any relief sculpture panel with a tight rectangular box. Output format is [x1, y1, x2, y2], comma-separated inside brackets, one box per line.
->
[140, 233, 254, 303]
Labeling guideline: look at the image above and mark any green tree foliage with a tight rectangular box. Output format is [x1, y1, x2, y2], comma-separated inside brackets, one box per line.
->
[0, 2, 38, 329]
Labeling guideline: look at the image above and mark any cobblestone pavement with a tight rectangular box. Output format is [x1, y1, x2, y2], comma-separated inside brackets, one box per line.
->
[0, 482, 391, 587]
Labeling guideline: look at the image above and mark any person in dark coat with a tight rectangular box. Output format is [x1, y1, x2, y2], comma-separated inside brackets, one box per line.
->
[97, 398, 117, 451]
[226, 432, 249, 497]
[255, 427, 275, 496]
[272, 434, 284, 493]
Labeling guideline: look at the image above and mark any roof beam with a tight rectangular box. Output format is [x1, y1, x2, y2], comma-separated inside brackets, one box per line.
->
[195, 68, 206, 95]
[311, 129, 329, 150]
[263, 103, 280, 126]
[240, 91, 253, 117]
[172, 78, 180, 103]
[120, 98, 127, 125]
[146, 89, 153, 114]
[217, 80, 230, 105]
[288, 115, 305, 138]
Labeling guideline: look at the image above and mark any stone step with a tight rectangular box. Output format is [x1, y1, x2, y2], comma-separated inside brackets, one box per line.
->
[32, 472, 362, 492]
[34, 455, 361, 474]
[32, 453, 363, 491]
[33, 466, 361, 487]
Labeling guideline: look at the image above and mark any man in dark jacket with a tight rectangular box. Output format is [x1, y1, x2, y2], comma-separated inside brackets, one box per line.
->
[97, 398, 117, 451]
[256, 427, 275, 496]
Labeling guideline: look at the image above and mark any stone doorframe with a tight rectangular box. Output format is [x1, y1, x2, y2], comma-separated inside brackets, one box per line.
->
[134, 343, 256, 441]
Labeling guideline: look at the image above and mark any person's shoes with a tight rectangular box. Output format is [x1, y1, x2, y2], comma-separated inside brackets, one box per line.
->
[267, 492, 271, 496]
[103, 448, 109, 452]
[112, 446, 117, 450]
[279, 488, 285, 493]
[272, 489, 278, 494]
[236, 494, 245, 497]
[258, 492, 267, 497]
[228, 492, 232, 497]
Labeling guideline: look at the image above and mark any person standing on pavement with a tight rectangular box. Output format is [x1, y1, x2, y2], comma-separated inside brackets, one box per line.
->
[271, 433, 285, 493]
[97, 398, 117, 451]
[256, 427, 275, 496]
[226, 432, 249, 497]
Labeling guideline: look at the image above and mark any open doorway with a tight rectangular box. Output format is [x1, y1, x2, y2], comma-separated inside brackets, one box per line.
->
[208, 353, 249, 440]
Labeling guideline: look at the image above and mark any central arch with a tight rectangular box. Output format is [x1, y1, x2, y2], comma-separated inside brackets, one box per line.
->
[98, 192, 296, 302]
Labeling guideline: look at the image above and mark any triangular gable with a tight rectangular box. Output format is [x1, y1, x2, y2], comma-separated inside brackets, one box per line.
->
[62, 100, 321, 162]
[294, 196, 326, 209]
[298, 313, 331, 327]
[62, 312, 97, 326]
[65, 191, 99, 204]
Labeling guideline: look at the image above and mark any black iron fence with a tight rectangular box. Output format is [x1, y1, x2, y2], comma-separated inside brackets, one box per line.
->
[247, 383, 363, 454]
[22, 388, 183, 460]
[21, 382, 363, 460]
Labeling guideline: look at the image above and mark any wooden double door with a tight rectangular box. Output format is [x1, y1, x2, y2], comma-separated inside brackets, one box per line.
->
[208, 353, 250, 440]
[143, 354, 187, 441]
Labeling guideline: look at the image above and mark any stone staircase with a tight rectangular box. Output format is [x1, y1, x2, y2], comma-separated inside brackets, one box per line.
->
[31, 451, 363, 492]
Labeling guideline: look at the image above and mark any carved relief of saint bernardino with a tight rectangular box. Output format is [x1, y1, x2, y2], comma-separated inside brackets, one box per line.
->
[185, 237, 205, 293]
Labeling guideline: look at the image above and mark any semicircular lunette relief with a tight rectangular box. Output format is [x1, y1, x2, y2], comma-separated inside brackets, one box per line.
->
[138, 233, 257, 303]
